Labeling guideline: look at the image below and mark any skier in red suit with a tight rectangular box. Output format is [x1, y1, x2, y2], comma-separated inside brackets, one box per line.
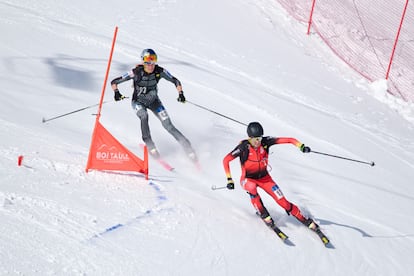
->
[223, 122, 319, 230]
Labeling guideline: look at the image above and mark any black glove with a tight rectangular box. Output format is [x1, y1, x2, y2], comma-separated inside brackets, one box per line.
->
[114, 89, 125, 101]
[300, 144, 311, 153]
[177, 91, 186, 103]
[226, 178, 235, 190]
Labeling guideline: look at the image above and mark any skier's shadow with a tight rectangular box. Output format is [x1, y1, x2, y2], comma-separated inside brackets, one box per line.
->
[320, 219, 414, 239]
[318, 219, 372, 237]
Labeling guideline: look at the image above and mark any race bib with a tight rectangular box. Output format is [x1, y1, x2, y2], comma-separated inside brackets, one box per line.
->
[272, 185, 284, 199]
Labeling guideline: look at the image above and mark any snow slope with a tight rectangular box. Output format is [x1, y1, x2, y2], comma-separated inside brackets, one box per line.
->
[1, 0, 414, 275]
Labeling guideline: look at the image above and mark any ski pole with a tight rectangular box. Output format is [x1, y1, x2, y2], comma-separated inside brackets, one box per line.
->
[186, 100, 247, 126]
[42, 102, 105, 123]
[42, 97, 128, 123]
[211, 185, 228, 190]
[311, 150, 375, 167]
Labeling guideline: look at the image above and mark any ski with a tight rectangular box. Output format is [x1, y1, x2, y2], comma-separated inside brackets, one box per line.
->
[155, 157, 174, 171]
[256, 213, 294, 246]
[307, 225, 333, 248]
[304, 219, 333, 248]
[268, 223, 295, 246]
[139, 144, 174, 171]
[314, 228, 332, 248]
[270, 224, 289, 241]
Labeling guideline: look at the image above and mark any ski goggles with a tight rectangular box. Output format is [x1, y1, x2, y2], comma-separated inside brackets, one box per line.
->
[143, 54, 157, 64]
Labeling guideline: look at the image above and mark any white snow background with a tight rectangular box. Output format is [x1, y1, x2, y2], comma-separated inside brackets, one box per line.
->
[1, 0, 414, 275]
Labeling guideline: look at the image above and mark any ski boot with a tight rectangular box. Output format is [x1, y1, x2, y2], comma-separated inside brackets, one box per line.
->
[259, 210, 275, 227]
[188, 151, 198, 162]
[303, 217, 330, 246]
[149, 148, 160, 159]
[302, 218, 319, 231]
[187, 150, 201, 170]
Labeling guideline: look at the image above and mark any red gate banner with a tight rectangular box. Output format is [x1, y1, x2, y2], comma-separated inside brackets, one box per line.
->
[86, 121, 148, 178]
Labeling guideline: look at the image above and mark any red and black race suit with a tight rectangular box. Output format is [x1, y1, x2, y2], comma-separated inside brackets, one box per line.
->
[223, 136, 301, 180]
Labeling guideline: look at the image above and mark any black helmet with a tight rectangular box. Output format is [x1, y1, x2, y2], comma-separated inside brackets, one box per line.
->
[247, 122, 264, 137]
[141, 49, 157, 63]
